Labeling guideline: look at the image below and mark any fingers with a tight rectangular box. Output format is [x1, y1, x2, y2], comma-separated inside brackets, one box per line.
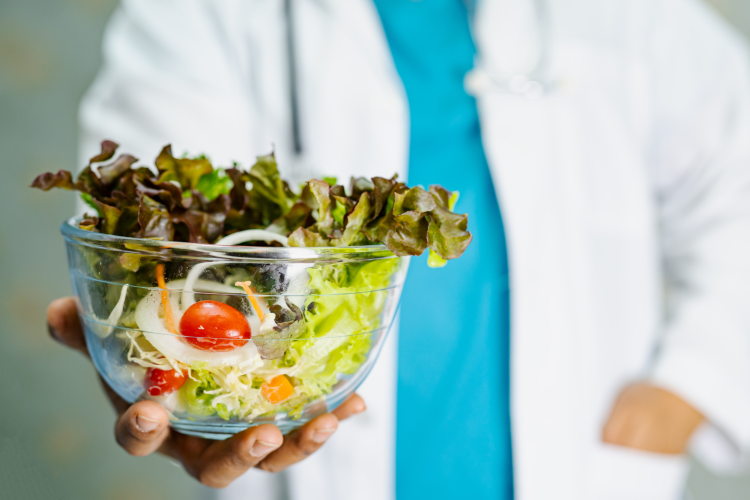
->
[172, 425, 283, 488]
[179, 394, 368, 484]
[115, 400, 171, 457]
[116, 395, 365, 486]
[254, 393, 366, 473]
[256, 413, 339, 473]
[332, 393, 366, 422]
[602, 383, 704, 454]
[47, 297, 88, 357]
[158, 394, 367, 485]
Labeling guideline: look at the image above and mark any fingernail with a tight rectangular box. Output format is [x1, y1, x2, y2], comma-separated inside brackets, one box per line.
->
[250, 440, 280, 457]
[135, 415, 160, 433]
[311, 428, 336, 444]
[48, 324, 61, 341]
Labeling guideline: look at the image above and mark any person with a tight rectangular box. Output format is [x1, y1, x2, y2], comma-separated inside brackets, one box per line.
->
[45, 0, 750, 499]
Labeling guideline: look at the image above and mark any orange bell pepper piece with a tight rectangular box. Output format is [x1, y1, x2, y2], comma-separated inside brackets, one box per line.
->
[261, 375, 294, 404]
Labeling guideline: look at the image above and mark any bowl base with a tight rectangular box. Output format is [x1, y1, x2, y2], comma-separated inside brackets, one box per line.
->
[171, 416, 319, 440]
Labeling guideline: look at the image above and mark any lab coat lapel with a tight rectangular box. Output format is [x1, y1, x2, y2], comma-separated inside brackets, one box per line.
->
[477, 88, 585, 500]
[472, 1, 584, 498]
[283, 2, 404, 500]
[473, 1, 689, 496]
[290, 0, 407, 183]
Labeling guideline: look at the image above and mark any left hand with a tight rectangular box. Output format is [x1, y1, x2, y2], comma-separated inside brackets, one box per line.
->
[47, 297, 366, 487]
[602, 382, 704, 455]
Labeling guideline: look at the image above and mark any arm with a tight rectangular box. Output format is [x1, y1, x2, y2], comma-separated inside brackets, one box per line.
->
[68, 0, 362, 484]
[47, 297, 365, 486]
[605, 0, 750, 460]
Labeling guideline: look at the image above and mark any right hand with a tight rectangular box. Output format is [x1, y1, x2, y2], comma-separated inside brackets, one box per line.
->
[47, 297, 366, 488]
[602, 382, 703, 455]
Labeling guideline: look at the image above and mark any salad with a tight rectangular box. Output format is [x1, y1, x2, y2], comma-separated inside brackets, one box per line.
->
[34, 141, 472, 433]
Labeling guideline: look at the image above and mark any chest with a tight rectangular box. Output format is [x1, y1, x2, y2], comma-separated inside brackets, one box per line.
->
[239, 0, 657, 236]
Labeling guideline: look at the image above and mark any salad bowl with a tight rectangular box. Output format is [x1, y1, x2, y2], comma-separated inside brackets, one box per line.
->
[62, 218, 408, 439]
[36, 141, 470, 439]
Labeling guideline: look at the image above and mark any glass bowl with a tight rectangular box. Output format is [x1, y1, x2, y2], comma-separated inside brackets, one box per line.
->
[61, 218, 408, 439]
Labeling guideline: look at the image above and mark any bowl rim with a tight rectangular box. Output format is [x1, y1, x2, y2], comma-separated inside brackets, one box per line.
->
[60, 217, 396, 261]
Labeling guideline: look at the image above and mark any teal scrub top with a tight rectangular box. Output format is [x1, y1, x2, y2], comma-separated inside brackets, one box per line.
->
[371, 1, 514, 498]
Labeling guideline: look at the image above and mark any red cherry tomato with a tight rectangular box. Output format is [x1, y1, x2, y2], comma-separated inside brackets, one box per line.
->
[179, 300, 252, 352]
[144, 368, 187, 396]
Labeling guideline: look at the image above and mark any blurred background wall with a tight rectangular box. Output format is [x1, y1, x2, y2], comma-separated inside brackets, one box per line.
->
[0, 2, 209, 499]
[1, 1, 750, 499]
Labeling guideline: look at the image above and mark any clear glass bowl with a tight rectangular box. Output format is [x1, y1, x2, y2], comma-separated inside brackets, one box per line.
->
[61, 218, 408, 439]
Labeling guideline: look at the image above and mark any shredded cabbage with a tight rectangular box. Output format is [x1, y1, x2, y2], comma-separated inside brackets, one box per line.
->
[124, 257, 399, 421]
[273, 258, 399, 408]
[118, 330, 183, 372]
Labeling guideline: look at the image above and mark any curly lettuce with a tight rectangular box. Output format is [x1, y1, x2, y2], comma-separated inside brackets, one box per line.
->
[31, 140, 472, 262]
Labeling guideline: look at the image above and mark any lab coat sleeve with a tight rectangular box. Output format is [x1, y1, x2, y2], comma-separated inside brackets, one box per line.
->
[647, 0, 750, 470]
[78, 0, 257, 168]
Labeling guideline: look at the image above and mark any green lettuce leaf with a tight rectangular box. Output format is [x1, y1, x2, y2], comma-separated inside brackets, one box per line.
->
[181, 369, 219, 417]
[155, 145, 213, 190]
[338, 192, 372, 246]
[302, 180, 335, 236]
[195, 169, 234, 201]
[331, 197, 351, 226]
[427, 250, 448, 268]
[169, 256, 402, 421]
[248, 154, 294, 214]
[276, 257, 399, 399]
[80, 193, 99, 214]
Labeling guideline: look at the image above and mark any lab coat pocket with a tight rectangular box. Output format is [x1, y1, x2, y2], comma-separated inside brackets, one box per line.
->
[587, 443, 690, 500]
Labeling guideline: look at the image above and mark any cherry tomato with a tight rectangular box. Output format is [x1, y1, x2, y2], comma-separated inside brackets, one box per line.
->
[144, 368, 187, 396]
[179, 300, 252, 352]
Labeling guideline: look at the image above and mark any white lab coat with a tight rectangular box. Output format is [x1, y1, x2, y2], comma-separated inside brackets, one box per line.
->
[78, 0, 750, 499]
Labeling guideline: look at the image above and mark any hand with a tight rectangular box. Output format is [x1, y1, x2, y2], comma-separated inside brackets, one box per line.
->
[47, 297, 366, 487]
[602, 382, 704, 455]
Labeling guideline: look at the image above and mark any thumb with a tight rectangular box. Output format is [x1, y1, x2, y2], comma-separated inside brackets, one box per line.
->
[115, 400, 171, 457]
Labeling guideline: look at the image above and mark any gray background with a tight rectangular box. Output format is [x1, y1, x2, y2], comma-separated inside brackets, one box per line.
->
[1, 0, 749, 499]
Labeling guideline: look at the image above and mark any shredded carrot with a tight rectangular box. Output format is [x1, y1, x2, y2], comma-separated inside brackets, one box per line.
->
[156, 263, 177, 334]
[235, 281, 265, 322]
[261, 375, 294, 404]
